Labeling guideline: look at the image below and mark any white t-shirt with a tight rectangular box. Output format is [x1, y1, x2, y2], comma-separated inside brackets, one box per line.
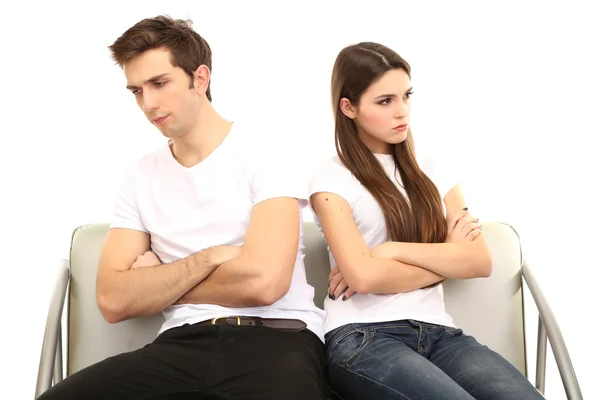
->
[309, 153, 457, 334]
[110, 122, 326, 341]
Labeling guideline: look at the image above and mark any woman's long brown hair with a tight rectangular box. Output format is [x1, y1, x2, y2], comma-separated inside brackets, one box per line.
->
[331, 42, 447, 243]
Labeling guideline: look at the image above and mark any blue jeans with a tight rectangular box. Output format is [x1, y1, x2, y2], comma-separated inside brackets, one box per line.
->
[325, 320, 544, 400]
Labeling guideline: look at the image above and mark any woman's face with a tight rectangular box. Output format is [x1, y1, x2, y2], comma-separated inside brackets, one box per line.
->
[342, 68, 413, 154]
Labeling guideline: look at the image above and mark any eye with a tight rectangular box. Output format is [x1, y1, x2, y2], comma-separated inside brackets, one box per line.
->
[131, 89, 141, 96]
[378, 97, 392, 105]
[153, 81, 166, 88]
[403, 91, 414, 100]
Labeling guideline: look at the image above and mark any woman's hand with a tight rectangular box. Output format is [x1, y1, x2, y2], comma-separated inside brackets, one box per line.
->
[328, 266, 357, 301]
[445, 208, 482, 243]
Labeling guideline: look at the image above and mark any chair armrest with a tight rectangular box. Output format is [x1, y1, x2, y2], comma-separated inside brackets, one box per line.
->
[35, 259, 70, 399]
[522, 260, 583, 400]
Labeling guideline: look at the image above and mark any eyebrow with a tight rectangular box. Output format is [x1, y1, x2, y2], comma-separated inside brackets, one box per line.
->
[374, 87, 413, 99]
[126, 73, 170, 90]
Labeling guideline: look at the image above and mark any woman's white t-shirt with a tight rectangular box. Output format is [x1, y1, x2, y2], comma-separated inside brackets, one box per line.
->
[309, 153, 458, 334]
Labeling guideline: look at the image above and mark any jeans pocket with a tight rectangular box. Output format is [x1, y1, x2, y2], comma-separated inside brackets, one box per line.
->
[443, 325, 464, 337]
[327, 328, 371, 367]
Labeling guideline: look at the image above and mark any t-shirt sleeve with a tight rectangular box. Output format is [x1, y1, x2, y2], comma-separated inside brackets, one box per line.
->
[247, 138, 309, 210]
[109, 174, 148, 232]
[308, 157, 357, 207]
[420, 154, 459, 200]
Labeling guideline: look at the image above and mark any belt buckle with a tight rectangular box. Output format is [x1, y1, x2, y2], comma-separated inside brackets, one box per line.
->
[211, 316, 241, 325]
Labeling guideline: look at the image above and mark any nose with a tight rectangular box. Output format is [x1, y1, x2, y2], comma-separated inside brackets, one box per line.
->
[141, 91, 158, 113]
[395, 101, 408, 119]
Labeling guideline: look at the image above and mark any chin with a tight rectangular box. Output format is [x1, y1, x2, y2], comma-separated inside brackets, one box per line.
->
[158, 128, 183, 139]
[387, 132, 408, 144]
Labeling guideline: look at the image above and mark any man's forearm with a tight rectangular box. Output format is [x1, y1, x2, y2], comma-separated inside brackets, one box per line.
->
[97, 248, 218, 323]
[176, 254, 281, 308]
[380, 241, 491, 279]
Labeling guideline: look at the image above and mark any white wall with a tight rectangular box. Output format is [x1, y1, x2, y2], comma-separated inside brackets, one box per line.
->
[1, 1, 597, 398]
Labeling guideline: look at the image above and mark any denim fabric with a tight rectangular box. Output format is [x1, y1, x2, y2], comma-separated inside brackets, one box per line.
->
[325, 320, 544, 400]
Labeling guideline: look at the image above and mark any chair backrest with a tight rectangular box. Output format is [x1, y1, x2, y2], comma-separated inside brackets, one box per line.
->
[67, 221, 526, 376]
[441, 222, 526, 373]
[67, 224, 164, 375]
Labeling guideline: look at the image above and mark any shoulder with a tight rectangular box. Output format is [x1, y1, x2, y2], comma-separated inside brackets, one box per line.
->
[231, 120, 308, 204]
[311, 155, 356, 185]
[233, 120, 283, 167]
[417, 151, 459, 199]
[118, 143, 170, 189]
[309, 155, 359, 205]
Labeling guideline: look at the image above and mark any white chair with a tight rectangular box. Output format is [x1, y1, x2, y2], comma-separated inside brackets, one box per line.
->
[35, 222, 583, 399]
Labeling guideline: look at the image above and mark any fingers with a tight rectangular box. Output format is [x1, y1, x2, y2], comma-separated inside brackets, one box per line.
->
[460, 220, 481, 234]
[331, 278, 348, 300]
[449, 211, 468, 232]
[328, 266, 340, 285]
[131, 253, 143, 269]
[328, 266, 359, 301]
[465, 224, 483, 241]
[131, 251, 161, 269]
[330, 279, 356, 301]
[455, 212, 477, 233]
[329, 269, 344, 297]
[343, 288, 356, 301]
[449, 208, 469, 230]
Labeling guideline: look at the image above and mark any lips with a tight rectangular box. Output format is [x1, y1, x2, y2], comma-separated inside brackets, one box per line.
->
[153, 115, 169, 124]
[394, 124, 408, 131]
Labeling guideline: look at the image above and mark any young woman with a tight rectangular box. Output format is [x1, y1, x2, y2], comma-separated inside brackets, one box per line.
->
[309, 42, 543, 400]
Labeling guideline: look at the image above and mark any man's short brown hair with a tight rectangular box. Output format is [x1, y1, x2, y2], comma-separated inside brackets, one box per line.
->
[109, 15, 213, 101]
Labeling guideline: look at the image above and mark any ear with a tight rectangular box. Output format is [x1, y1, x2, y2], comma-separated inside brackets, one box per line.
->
[192, 65, 211, 96]
[340, 98, 357, 119]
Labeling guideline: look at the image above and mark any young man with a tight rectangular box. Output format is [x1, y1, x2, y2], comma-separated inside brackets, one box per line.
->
[38, 15, 327, 400]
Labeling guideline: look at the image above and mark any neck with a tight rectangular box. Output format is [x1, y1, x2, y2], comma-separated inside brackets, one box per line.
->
[357, 128, 392, 154]
[170, 101, 232, 167]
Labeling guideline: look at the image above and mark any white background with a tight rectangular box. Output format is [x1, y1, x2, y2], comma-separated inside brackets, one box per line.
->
[1, 1, 597, 398]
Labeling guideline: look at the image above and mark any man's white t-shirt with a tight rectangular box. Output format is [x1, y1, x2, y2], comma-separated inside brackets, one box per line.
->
[110, 122, 326, 341]
[309, 153, 457, 335]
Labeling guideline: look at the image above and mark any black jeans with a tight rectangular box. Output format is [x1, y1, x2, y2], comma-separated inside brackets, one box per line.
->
[37, 321, 328, 399]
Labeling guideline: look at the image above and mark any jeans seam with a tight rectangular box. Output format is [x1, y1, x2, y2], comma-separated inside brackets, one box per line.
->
[206, 323, 223, 387]
[330, 362, 415, 400]
[329, 327, 359, 349]
[329, 329, 373, 368]
[370, 324, 415, 331]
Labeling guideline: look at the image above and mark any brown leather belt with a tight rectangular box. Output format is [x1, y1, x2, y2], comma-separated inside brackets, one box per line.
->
[199, 316, 307, 331]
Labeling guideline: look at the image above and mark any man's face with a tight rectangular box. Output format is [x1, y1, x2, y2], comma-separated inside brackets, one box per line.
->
[124, 47, 200, 138]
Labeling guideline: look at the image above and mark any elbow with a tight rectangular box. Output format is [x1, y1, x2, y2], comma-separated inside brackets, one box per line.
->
[469, 250, 493, 279]
[477, 256, 493, 278]
[339, 263, 372, 295]
[254, 283, 289, 306]
[96, 291, 127, 324]
[477, 244, 493, 278]
[458, 243, 492, 279]
[253, 270, 293, 306]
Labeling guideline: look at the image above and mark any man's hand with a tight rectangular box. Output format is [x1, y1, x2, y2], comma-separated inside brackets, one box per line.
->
[131, 251, 161, 269]
[445, 209, 482, 244]
[131, 246, 243, 271]
[328, 266, 357, 301]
